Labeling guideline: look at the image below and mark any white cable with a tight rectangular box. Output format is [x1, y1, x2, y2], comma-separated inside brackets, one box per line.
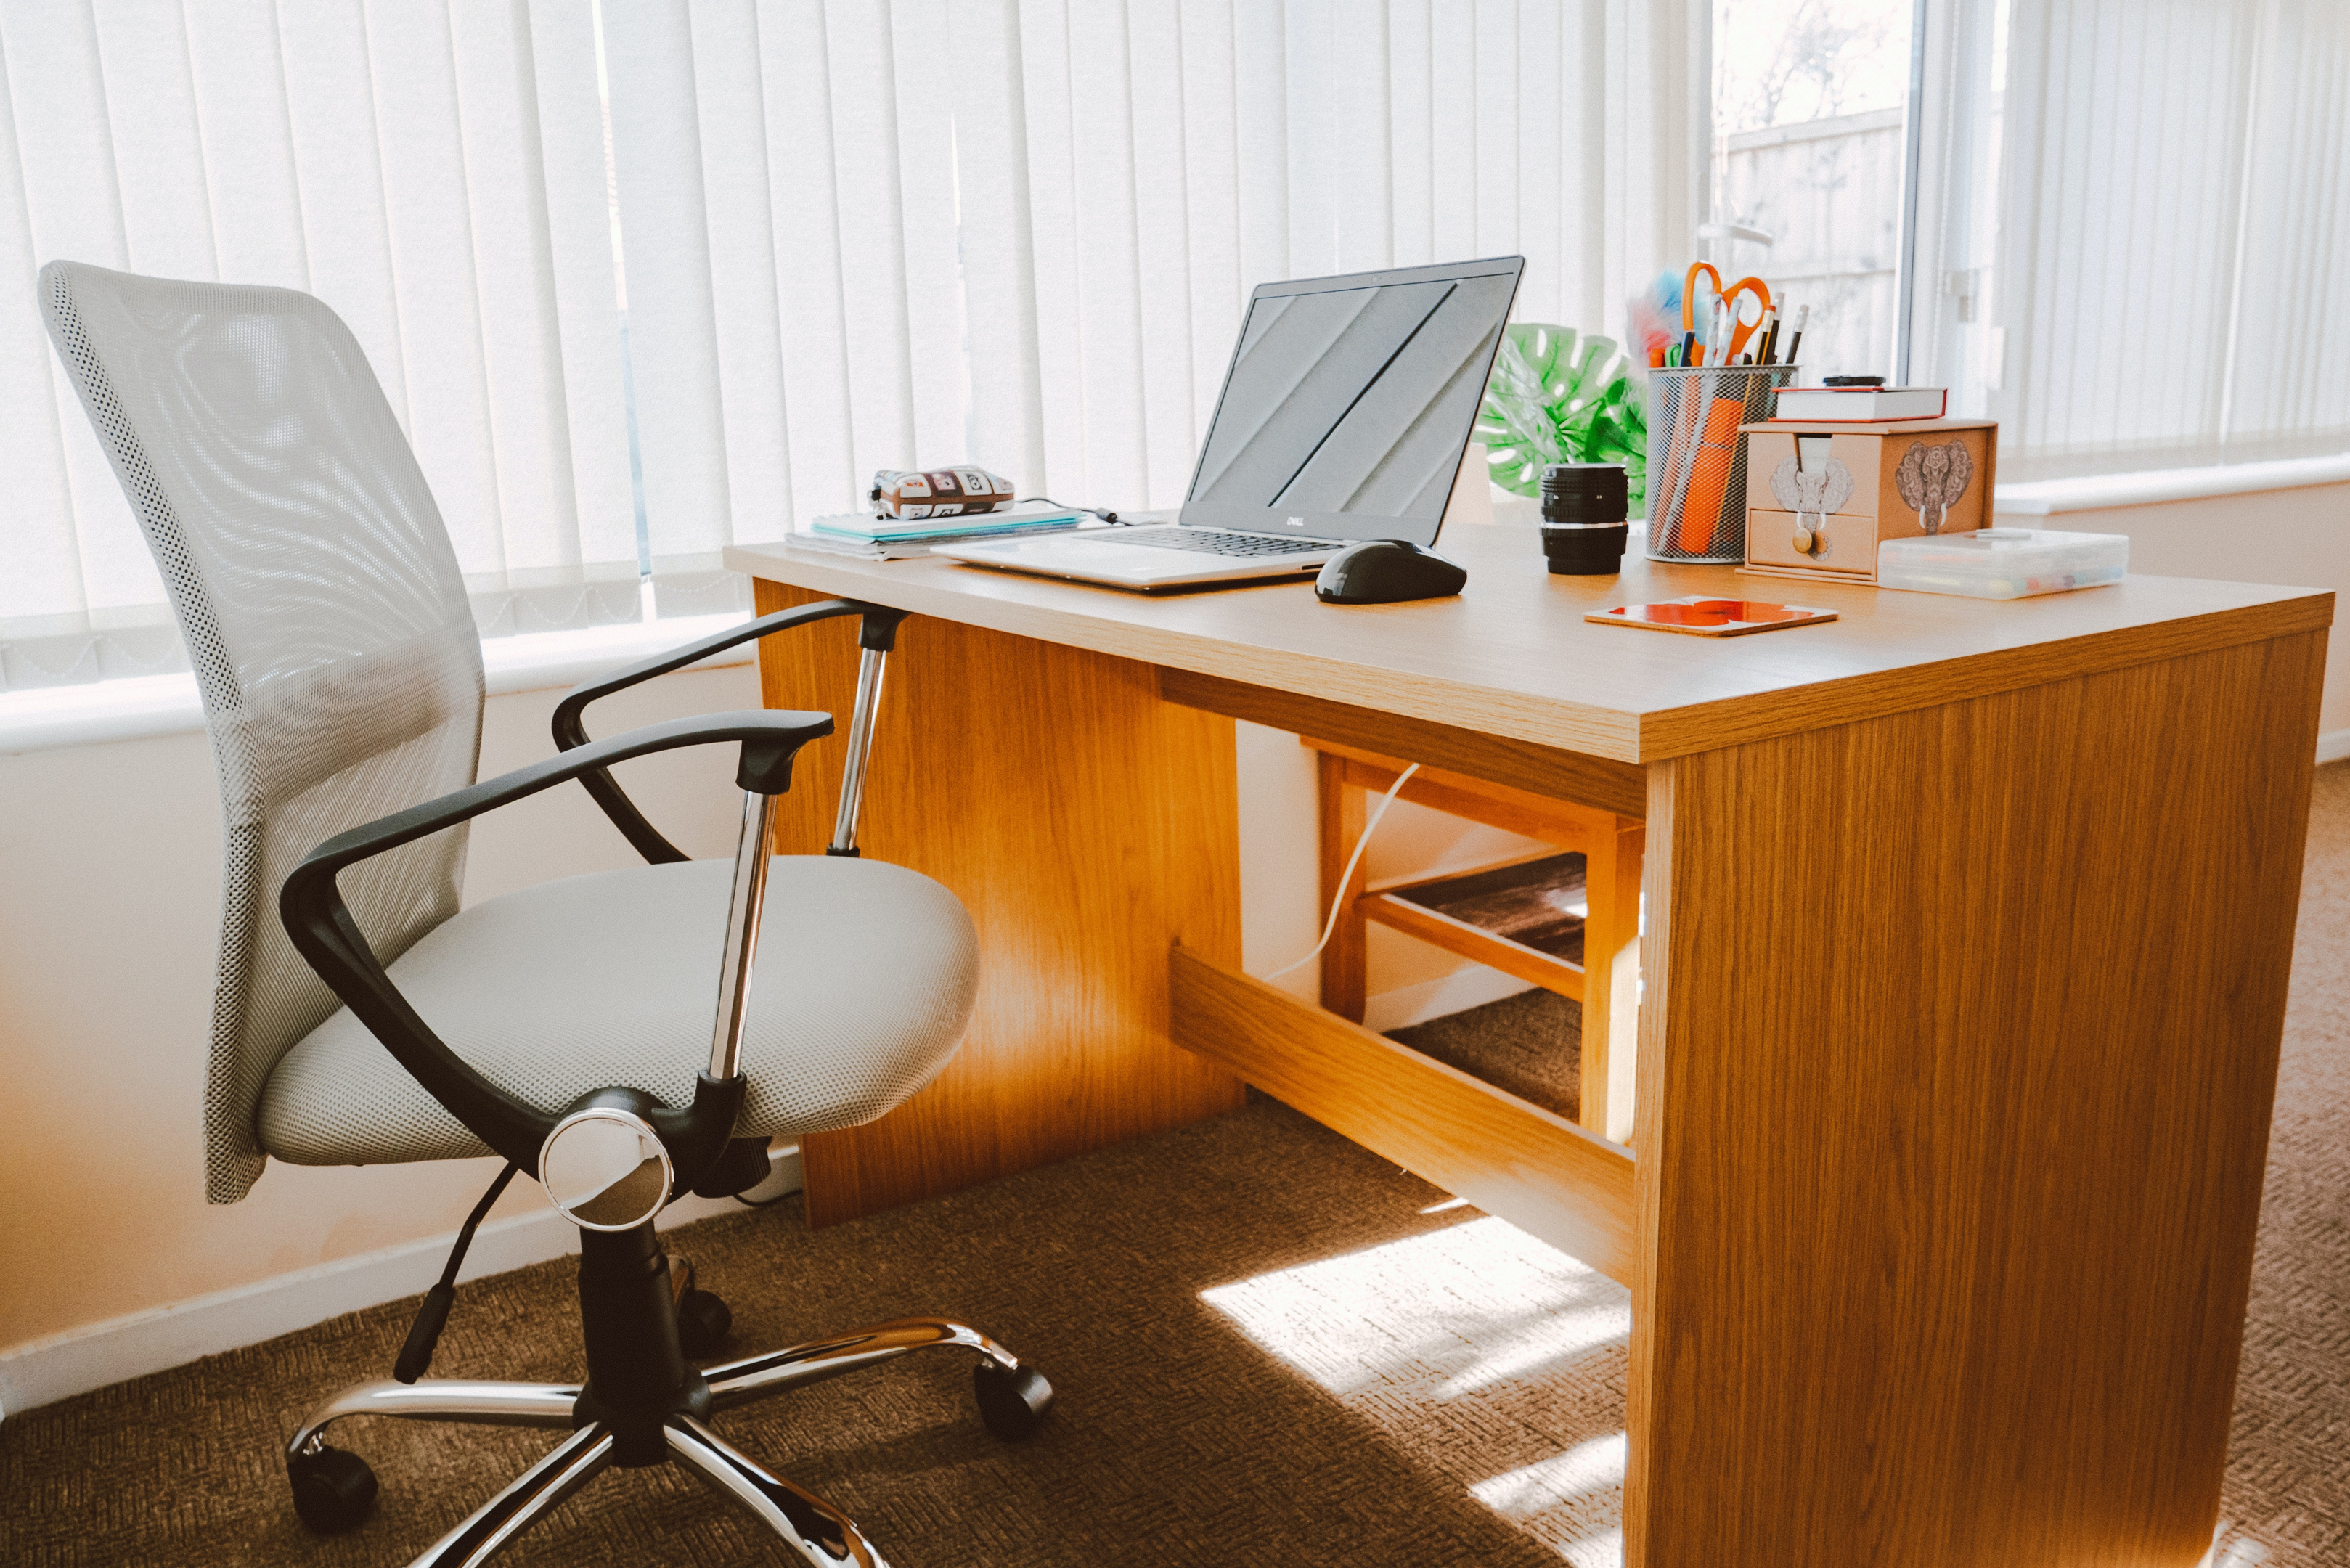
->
[1264, 762, 1421, 981]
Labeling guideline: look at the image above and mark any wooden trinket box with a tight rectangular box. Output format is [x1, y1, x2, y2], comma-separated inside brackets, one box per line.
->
[1738, 417, 1998, 584]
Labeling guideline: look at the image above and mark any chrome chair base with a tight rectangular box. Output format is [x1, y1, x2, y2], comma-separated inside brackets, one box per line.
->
[286, 1318, 1049, 1568]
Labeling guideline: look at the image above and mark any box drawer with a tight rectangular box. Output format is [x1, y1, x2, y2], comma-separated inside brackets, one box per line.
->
[1745, 507, 1876, 573]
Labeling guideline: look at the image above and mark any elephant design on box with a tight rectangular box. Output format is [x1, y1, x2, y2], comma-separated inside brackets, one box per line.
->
[1768, 452, 1855, 559]
[1893, 440, 1975, 534]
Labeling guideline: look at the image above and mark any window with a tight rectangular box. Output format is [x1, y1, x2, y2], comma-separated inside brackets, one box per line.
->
[1707, 0, 1917, 388]
[1710, 0, 2350, 481]
[1980, 0, 2350, 478]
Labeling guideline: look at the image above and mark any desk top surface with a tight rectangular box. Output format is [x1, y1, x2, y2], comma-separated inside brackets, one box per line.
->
[725, 526, 2330, 764]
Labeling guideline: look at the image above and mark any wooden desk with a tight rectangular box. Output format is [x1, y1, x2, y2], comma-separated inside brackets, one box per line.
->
[725, 526, 2330, 1567]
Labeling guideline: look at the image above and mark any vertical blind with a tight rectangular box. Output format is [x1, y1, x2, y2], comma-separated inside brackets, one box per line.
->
[604, 0, 1702, 539]
[0, 1, 640, 649]
[0, 0, 1700, 688]
[1994, 0, 2350, 477]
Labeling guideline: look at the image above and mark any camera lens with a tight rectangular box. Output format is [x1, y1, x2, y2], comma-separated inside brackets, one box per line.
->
[1540, 462, 1628, 526]
[1539, 463, 1629, 575]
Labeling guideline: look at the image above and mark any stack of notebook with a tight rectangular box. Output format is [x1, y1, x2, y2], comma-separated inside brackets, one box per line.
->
[786, 507, 1088, 561]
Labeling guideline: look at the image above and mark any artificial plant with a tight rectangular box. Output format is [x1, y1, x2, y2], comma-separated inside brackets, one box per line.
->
[1474, 324, 1648, 518]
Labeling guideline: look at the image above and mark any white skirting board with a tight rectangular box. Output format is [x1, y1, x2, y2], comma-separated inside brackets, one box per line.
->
[2321, 727, 2349, 766]
[0, 1146, 800, 1422]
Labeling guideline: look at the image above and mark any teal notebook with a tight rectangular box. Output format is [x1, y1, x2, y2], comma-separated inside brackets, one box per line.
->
[811, 507, 1083, 543]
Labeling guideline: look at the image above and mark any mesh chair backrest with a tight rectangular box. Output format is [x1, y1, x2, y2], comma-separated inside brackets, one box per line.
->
[40, 261, 486, 1204]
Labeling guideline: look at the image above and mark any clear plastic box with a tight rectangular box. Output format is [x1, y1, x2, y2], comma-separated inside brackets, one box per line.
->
[1876, 527, 2128, 600]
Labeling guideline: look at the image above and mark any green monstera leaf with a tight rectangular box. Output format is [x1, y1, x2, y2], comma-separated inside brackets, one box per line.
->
[1474, 324, 1649, 518]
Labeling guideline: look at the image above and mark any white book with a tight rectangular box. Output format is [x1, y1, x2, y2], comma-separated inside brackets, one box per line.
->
[786, 513, 1100, 562]
[1771, 385, 1948, 422]
[812, 507, 1082, 542]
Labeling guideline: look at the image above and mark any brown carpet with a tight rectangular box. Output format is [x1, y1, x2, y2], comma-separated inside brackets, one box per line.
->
[1389, 987, 1583, 1122]
[0, 1103, 1605, 1568]
[3, 761, 2344, 1567]
[2211, 759, 2350, 1568]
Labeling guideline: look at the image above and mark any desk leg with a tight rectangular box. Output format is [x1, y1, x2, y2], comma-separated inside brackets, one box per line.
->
[1580, 821, 1643, 1144]
[751, 582, 1246, 1226]
[1624, 631, 2324, 1566]
[1316, 750, 1369, 1023]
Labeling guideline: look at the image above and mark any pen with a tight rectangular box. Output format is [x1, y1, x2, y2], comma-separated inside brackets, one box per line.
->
[1681, 329, 1696, 367]
[1784, 304, 1808, 369]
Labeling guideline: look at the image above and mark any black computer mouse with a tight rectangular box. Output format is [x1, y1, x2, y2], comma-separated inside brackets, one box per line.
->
[1314, 540, 1468, 604]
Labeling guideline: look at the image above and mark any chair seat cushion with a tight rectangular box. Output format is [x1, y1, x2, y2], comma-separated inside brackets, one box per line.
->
[257, 856, 978, 1167]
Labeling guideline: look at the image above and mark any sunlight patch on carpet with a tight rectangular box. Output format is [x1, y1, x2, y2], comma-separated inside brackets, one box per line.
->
[1202, 1214, 1628, 1566]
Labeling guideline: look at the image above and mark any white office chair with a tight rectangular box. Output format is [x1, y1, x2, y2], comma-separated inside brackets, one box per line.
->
[40, 260, 1050, 1568]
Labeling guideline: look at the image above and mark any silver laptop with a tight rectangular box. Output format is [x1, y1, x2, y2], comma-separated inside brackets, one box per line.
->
[934, 256, 1525, 590]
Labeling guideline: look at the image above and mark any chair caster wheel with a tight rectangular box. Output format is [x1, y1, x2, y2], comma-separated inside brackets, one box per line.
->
[288, 1445, 378, 1532]
[974, 1361, 1053, 1441]
[677, 1287, 733, 1357]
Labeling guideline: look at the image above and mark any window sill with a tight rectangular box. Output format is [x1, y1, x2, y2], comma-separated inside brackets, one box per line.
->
[0, 612, 756, 758]
[1993, 452, 2350, 516]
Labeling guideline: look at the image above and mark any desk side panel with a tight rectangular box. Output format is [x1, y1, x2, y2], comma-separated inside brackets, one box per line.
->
[754, 581, 1247, 1225]
[1159, 667, 1649, 817]
[1625, 628, 2325, 1567]
[1170, 951, 1639, 1286]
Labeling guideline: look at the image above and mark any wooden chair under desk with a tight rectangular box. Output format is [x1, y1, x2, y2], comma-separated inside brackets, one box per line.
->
[1308, 735, 1643, 1142]
[725, 526, 2330, 1567]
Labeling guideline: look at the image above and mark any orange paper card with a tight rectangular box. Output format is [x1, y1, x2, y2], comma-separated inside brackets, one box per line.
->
[1587, 597, 1837, 637]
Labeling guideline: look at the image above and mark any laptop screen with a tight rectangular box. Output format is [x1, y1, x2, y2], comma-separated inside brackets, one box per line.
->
[1179, 256, 1523, 547]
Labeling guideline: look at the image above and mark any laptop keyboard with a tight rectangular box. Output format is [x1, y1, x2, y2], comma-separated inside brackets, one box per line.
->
[1099, 528, 1331, 558]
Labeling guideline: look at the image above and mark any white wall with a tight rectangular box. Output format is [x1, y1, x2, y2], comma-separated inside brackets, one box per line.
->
[0, 663, 759, 1371]
[1233, 723, 1546, 1029]
[1994, 480, 2350, 746]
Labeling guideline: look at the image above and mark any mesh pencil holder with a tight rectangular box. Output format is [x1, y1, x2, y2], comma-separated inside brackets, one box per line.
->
[1643, 365, 1797, 563]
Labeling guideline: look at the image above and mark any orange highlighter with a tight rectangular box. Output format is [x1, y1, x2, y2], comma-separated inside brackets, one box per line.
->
[1673, 394, 1748, 555]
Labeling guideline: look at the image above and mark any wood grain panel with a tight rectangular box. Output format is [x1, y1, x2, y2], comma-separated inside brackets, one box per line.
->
[1318, 740, 1641, 1139]
[1168, 669, 1649, 815]
[1580, 819, 1643, 1144]
[1171, 950, 1638, 1286]
[1362, 893, 1586, 997]
[1623, 629, 2327, 1567]
[729, 533, 2327, 764]
[1639, 594, 2332, 761]
[753, 581, 1247, 1226]
[1315, 750, 1368, 1021]
[1315, 738, 1633, 846]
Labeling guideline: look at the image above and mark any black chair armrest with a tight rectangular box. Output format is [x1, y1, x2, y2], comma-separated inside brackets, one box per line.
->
[552, 599, 910, 864]
[279, 709, 832, 1172]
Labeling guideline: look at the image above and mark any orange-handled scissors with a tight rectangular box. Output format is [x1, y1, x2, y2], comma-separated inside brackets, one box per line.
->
[1684, 261, 1773, 363]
